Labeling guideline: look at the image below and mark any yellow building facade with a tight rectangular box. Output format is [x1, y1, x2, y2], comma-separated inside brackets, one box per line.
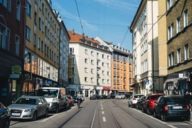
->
[23, 0, 60, 93]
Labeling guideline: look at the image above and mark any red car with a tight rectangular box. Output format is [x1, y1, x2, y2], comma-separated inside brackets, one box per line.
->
[143, 94, 164, 114]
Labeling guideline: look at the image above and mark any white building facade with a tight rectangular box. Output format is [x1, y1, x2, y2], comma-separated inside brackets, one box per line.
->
[68, 32, 111, 97]
[130, 0, 159, 95]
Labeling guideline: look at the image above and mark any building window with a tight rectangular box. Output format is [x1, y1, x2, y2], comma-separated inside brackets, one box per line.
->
[85, 58, 88, 64]
[184, 44, 189, 61]
[85, 49, 88, 54]
[37, 37, 40, 50]
[39, 18, 41, 30]
[102, 79, 105, 84]
[167, 0, 173, 10]
[102, 54, 104, 58]
[25, 26, 31, 41]
[84, 68, 88, 73]
[33, 33, 37, 47]
[26, 0, 31, 17]
[91, 77, 93, 83]
[41, 41, 43, 52]
[91, 51, 94, 56]
[0, 24, 9, 50]
[176, 17, 180, 33]
[0, 0, 11, 11]
[168, 52, 174, 67]
[102, 62, 104, 66]
[91, 60, 94, 65]
[15, 35, 20, 56]
[183, 10, 188, 28]
[84, 77, 88, 82]
[91, 69, 93, 74]
[176, 48, 181, 64]
[34, 12, 37, 25]
[168, 24, 173, 40]
[70, 48, 74, 54]
[16, 0, 21, 21]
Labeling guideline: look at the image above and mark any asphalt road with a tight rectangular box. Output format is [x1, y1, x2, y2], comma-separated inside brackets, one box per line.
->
[10, 99, 192, 128]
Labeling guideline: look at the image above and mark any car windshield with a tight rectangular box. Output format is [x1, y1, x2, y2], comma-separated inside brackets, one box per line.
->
[15, 98, 37, 105]
[37, 89, 58, 98]
[165, 97, 186, 105]
[149, 95, 162, 100]
[134, 95, 143, 98]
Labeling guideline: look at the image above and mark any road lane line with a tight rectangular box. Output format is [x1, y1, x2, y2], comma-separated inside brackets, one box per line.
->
[90, 108, 97, 128]
[101, 111, 104, 115]
[102, 116, 106, 122]
[167, 124, 178, 128]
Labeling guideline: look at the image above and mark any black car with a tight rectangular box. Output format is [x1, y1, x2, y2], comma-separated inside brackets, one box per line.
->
[136, 96, 146, 110]
[0, 103, 10, 128]
[153, 95, 191, 121]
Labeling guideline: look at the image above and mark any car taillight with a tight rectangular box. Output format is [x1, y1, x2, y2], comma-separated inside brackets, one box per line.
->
[163, 105, 168, 112]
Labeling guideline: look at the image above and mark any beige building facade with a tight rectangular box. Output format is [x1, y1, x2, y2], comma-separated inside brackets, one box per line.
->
[23, 0, 60, 93]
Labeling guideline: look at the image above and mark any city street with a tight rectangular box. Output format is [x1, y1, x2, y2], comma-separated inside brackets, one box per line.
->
[10, 99, 192, 128]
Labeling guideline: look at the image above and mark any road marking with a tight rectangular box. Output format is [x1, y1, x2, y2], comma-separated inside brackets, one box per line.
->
[100, 102, 104, 110]
[102, 116, 106, 122]
[90, 108, 97, 128]
[167, 124, 178, 128]
[101, 111, 104, 115]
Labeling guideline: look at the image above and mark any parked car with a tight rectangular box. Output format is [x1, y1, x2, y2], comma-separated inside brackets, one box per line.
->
[128, 94, 144, 107]
[142, 93, 164, 114]
[37, 87, 67, 112]
[8, 96, 48, 121]
[90, 95, 97, 100]
[0, 102, 10, 128]
[153, 95, 191, 121]
[136, 96, 146, 110]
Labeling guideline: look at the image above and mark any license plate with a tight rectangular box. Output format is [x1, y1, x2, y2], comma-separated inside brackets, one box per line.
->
[173, 106, 182, 109]
[11, 113, 21, 116]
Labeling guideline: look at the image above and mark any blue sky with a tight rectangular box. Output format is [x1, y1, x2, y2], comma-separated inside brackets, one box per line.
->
[53, 0, 141, 51]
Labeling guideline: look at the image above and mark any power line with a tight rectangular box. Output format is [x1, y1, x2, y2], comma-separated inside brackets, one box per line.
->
[74, 0, 84, 34]
[120, 26, 129, 47]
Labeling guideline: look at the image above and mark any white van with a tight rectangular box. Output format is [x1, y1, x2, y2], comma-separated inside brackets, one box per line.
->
[37, 87, 67, 112]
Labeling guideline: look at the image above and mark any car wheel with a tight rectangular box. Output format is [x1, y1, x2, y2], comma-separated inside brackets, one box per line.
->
[186, 115, 191, 121]
[153, 111, 157, 118]
[147, 108, 151, 115]
[4, 120, 10, 128]
[161, 114, 167, 121]
[44, 109, 48, 117]
[32, 112, 37, 121]
[55, 106, 60, 113]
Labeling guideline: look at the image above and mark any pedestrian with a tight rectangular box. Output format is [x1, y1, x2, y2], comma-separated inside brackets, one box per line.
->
[77, 97, 81, 109]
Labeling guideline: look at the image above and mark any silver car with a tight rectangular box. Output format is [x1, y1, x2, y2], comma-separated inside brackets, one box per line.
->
[8, 95, 48, 120]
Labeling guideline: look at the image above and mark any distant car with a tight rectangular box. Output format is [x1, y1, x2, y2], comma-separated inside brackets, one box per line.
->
[115, 94, 125, 99]
[153, 95, 191, 121]
[90, 95, 97, 100]
[128, 94, 144, 107]
[142, 94, 164, 114]
[66, 95, 74, 107]
[8, 96, 48, 121]
[0, 102, 10, 128]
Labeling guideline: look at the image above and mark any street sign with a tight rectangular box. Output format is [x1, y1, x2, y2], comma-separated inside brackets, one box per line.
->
[11, 65, 22, 74]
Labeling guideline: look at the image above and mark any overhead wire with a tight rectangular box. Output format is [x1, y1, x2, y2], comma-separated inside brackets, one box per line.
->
[74, 0, 84, 34]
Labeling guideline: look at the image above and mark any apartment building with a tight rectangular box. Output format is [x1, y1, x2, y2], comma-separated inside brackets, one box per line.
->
[68, 31, 111, 97]
[130, 0, 160, 95]
[59, 21, 69, 87]
[0, 0, 25, 105]
[23, 0, 60, 93]
[164, 0, 192, 95]
[110, 44, 133, 93]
